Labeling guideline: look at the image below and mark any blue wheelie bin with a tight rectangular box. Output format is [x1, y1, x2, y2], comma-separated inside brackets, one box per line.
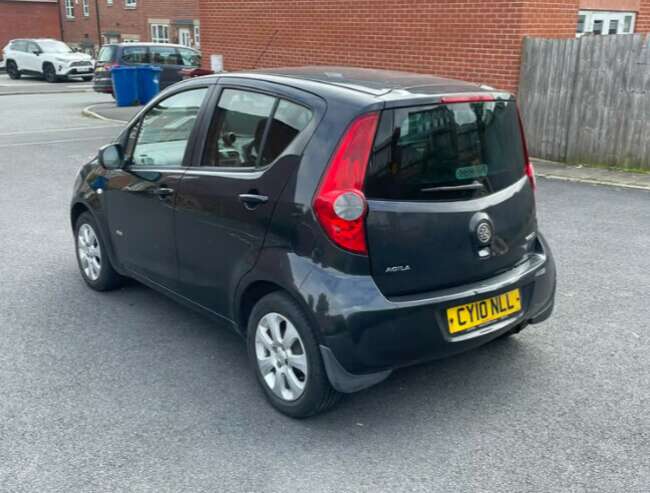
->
[136, 66, 162, 105]
[111, 66, 139, 107]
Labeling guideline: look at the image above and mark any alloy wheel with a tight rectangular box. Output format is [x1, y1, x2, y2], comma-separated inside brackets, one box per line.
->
[7, 62, 19, 79]
[77, 223, 102, 281]
[255, 312, 308, 401]
[44, 66, 56, 83]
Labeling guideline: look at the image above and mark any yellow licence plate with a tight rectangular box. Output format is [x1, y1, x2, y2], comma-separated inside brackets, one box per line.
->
[447, 289, 522, 334]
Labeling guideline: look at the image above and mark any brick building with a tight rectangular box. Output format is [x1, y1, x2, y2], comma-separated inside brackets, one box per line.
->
[60, 0, 200, 54]
[199, 0, 650, 93]
[0, 0, 61, 51]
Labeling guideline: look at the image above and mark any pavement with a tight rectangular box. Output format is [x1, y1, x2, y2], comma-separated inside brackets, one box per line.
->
[1, 91, 649, 492]
[0, 73, 94, 96]
[82, 101, 143, 123]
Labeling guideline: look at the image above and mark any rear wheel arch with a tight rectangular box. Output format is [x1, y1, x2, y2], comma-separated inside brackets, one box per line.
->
[237, 279, 320, 339]
[238, 280, 283, 335]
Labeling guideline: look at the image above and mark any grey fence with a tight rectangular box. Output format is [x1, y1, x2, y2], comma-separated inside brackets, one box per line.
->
[518, 34, 650, 170]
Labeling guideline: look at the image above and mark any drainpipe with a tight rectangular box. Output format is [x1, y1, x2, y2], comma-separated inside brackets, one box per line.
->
[95, 0, 102, 51]
[57, 0, 64, 41]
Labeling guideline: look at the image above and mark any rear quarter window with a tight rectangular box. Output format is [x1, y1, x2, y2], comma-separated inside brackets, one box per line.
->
[366, 100, 526, 201]
[121, 46, 149, 64]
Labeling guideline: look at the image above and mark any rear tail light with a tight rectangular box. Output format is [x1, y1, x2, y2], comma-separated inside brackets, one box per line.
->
[517, 108, 536, 192]
[313, 112, 379, 255]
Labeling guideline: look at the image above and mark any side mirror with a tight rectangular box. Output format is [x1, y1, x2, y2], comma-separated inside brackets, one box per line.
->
[32, 50, 41, 56]
[98, 143, 124, 170]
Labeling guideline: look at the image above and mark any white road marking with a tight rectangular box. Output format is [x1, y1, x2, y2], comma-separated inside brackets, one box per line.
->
[0, 136, 107, 148]
[0, 125, 121, 137]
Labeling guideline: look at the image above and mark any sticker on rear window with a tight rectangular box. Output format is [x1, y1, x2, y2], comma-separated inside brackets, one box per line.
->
[455, 164, 489, 181]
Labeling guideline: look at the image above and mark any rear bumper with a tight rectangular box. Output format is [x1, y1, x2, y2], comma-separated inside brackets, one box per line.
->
[93, 78, 113, 94]
[303, 233, 557, 392]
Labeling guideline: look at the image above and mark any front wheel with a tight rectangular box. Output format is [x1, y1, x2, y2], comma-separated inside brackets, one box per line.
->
[82, 76, 93, 82]
[75, 212, 123, 291]
[6, 61, 20, 80]
[247, 292, 341, 418]
[43, 64, 58, 83]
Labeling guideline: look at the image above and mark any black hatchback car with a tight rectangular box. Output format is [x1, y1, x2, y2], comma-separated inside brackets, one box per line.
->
[71, 67, 556, 417]
[93, 42, 201, 96]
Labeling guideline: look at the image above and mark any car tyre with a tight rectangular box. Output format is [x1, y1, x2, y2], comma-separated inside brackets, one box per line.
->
[43, 63, 58, 83]
[82, 76, 93, 82]
[247, 292, 341, 418]
[6, 61, 21, 80]
[75, 212, 123, 291]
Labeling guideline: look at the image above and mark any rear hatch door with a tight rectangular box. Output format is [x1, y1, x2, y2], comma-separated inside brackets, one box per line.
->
[365, 97, 536, 298]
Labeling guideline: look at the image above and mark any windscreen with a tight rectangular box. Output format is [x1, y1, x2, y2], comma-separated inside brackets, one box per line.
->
[366, 100, 526, 201]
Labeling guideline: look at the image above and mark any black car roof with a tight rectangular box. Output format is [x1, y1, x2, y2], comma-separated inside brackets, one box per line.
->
[209, 66, 507, 107]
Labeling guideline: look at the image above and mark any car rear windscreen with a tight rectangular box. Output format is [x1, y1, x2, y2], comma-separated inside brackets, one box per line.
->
[366, 100, 526, 201]
[96, 46, 116, 64]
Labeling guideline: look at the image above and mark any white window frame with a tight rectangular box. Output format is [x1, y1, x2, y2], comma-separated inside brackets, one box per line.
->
[577, 10, 637, 37]
[107, 0, 113, 6]
[150, 24, 170, 44]
[65, 0, 74, 18]
[83, 0, 90, 17]
[194, 25, 200, 48]
[125, 0, 137, 8]
[178, 28, 191, 47]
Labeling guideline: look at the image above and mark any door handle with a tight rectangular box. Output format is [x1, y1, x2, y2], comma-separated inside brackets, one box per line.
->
[238, 193, 269, 209]
[152, 187, 175, 197]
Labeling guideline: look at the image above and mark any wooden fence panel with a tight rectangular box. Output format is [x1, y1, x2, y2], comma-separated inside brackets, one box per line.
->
[518, 34, 650, 170]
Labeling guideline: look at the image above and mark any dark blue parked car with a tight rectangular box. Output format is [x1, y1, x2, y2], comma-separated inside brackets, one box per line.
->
[93, 42, 201, 96]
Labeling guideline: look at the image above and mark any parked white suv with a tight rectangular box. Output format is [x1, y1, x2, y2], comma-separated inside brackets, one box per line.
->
[2, 39, 94, 83]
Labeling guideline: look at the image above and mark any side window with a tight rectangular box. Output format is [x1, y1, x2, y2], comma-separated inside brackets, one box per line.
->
[130, 88, 208, 168]
[28, 42, 40, 54]
[121, 46, 148, 64]
[260, 99, 312, 166]
[150, 46, 181, 66]
[178, 48, 201, 67]
[204, 89, 276, 167]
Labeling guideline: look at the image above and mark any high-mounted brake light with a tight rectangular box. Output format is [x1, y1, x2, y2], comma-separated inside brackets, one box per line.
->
[516, 108, 536, 191]
[313, 112, 379, 255]
[440, 94, 495, 104]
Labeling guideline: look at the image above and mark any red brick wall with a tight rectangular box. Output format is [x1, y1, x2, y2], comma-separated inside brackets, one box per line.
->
[0, 0, 61, 51]
[61, 0, 199, 50]
[199, 0, 579, 93]
[637, 0, 650, 31]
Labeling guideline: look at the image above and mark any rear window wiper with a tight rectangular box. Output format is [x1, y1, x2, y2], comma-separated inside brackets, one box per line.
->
[420, 181, 486, 193]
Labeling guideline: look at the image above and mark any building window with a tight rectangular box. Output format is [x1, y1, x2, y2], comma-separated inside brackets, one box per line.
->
[107, 0, 113, 5]
[593, 20, 604, 35]
[150, 24, 170, 44]
[65, 0, 74, 18]
[178, 28, 192, 47]
[125, 0, 136, 8]
[83, 0, 90, 17]
[577, 10, 637, 37]
[623, 15, 635, 34]
[194, 25, 201, 48]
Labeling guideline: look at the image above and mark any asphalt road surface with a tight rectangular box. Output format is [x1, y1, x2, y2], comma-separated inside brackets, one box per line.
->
[0, 92, 648, 493]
